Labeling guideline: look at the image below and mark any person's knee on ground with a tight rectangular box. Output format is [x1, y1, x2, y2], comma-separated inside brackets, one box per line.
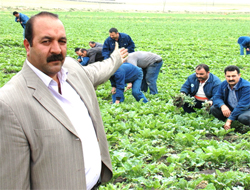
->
[238, 114, 250, 126]
[210, 105, 227, 121]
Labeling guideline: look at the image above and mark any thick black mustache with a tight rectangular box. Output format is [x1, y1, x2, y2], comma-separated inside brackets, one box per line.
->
[47, 54, 64, 63]
[229, 80, 235, 82]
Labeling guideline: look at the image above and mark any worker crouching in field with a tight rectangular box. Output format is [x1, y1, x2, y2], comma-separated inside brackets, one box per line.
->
[109, 62, 148, 104]
[180, 64, 221, 113]
[211, 65, 250, 131]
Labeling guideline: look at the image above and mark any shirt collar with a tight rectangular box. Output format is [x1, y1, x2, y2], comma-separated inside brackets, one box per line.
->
[227, 81, 238, 90]
[26, 59, 68, 87]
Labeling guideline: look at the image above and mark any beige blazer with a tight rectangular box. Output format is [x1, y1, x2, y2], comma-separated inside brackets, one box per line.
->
[0, 50, 122, 189]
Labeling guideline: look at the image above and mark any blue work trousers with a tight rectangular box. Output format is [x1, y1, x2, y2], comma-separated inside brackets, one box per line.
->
[141, 61, 163, 95]
[210, 105, 250, 126]
[239, 44, 250, 55]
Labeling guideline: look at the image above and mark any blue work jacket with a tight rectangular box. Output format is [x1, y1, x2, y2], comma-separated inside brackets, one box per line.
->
[109, 62, 140, 99]
[213, 78, 250, 121]
[180, 73, 221, 101]
[238, 36, 250, 48]
[15, 13, 29, 28]
[102, 33, 135, 59]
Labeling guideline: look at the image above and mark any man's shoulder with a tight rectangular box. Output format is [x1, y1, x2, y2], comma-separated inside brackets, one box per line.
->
[209, 73, 221, 82]
[239, 78, 250, 87]
[187, 73, 197, 79]
[119, 32, 130, 38]
[0, 72, 25, 101]
[90, 47, 102, 51]
[64, 57, 84, 71]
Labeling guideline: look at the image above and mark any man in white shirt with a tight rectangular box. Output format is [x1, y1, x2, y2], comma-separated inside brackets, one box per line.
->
[180, 64, 221, 113]
[0, 11, 128, 190]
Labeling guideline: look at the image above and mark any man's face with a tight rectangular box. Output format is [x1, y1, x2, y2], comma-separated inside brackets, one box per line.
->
[14, 13, 19, 18]
[81, 51, 87, 57]
[195, 68, 209, 82]
[24, 16, 67, 80]
[109, 32, 119, 41]
[89, 43, 95, 48]
[75, 50, 81, 56]
[225, 70, 241, 87]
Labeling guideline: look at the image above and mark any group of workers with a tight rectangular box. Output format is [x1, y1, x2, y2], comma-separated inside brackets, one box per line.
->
[11, 11, 250, 130]
[180, 64, 250, 131]
[75, 27, 163, 104]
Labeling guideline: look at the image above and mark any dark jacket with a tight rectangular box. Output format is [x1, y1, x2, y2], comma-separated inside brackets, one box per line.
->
[213, 78, 250, 121]
[15, 13, 29, 28]
[109, 62, 140, 100]
[87, 47, 104, 64]
[180, 73, 221, 101]
[102, 33, 135, 59]
[238, 36, 250, 48]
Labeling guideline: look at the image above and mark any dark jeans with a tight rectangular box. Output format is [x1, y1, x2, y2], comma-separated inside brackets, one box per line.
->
[210, 105, 250, 126]
[239, 44, 250, 55]
[182, 99, 203, 113]
[141, 61, 163, 95]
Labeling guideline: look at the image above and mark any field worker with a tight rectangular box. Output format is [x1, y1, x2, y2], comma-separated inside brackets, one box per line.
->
[0, 11, 128, 190]
[180, 64, 221, 113]
[80, 47, 104, 64]
[75, 47, 82, 62]
[74, 48, 89, 66]
[89, 41, 103, 48]
[13, 11, 29, 39]
[238, 36, 250, 55]
[110, 62, 148, 104]
[211, 65, 250, 130]
[127, 51, 163, 95]
[102, 27, 135, 59]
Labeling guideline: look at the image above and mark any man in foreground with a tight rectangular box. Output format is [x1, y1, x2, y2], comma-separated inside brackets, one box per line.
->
[127, 51, 163, 95]
[102, 27, 135, 59]
[180, 64, 221, 113]
[211, 65, 250, 130]
[13, 11, 29, 39]
[0, 11, 128, 189]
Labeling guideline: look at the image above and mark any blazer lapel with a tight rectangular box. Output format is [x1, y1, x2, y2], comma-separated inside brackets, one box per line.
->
[21, 61, 79, 137]
[66, 71, 99, 135]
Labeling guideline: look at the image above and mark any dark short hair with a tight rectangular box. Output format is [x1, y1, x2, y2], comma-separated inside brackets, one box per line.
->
[109, 28, 118, 33]
[89, 41, 95, 44]
[195, 64, 209, 72]
[25, 11, 58, 47]
[13, 11, 18, 15]
[224, 65, 240, 74]
[75, 48, 80, 52]
[80, 48, 87, 53]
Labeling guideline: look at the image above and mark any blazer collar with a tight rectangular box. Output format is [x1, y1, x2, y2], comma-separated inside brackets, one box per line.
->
[21, 61, 79, 137]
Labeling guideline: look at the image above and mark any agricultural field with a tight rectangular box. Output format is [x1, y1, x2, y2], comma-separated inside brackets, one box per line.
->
[1, 10, 250, 189]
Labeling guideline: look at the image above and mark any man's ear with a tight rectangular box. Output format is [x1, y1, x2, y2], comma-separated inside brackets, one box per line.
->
[23, 39, 30, 57]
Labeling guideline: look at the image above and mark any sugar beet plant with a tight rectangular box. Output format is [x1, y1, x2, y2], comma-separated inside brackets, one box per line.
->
[1, 10, 250, 189]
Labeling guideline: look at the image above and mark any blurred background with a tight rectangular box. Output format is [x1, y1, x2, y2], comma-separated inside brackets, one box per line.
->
[1, 0, 250, 12]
